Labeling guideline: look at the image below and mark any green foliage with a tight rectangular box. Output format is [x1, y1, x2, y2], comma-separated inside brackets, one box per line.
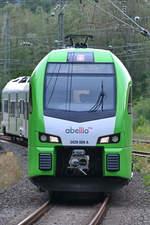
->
[134, 123, 150, 140]
[133, 115, 148, 129]
[0, 0, 16, 8]
[143, 174, 150, 187]
[0, 0, 57, 12]
[133, 150, 150, 189]
[133, 98, 150, 139]
[21, 0, 55, 13]
[11, 69, 32, 78]
[134, 98, 150, 122]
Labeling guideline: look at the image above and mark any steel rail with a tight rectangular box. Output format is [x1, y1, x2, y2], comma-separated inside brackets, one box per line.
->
[17, 201, 53, 225]
[0, 134, 12, 142]
[132, 150, 150, 157]
[87, 195, 110, 225]
[0, 134, 27, 146]
[133, 138, 150, 144]
[132, 139, 150, 156]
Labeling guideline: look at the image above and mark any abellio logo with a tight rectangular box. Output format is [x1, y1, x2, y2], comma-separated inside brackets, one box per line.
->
[65, 127, 93, 134]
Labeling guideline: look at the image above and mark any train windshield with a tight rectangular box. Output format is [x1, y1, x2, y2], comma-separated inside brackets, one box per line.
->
[44, 63, 116, 121]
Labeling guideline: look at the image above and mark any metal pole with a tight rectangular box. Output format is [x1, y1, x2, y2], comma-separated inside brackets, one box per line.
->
[4, 11, 10, 80]
[121, 0, 127, 14]
[58, 0, 64, 48]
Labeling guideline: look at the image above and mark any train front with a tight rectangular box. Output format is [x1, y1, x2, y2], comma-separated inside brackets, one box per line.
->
[28, 49, 132, 192]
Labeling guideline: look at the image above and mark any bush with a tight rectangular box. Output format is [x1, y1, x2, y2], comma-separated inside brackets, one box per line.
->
[133, 115, 148, 130]
[133, 98, 150, 122]
[133, 98, 150, 139]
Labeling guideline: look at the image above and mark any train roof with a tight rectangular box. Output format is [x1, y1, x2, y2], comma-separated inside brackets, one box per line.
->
[31, 47, 131, 84]
[46, 48, 114, 63]
[2, 76, 30, 94]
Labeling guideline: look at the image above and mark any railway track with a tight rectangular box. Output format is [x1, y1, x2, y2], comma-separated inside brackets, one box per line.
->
[88, 195, 110, 225]
[133, 138, 150, 144]
[17, 201, 53, 225]
[16, 195, 110, 225]
[132, 150, 150, 157]
[0, 134, 27, 146]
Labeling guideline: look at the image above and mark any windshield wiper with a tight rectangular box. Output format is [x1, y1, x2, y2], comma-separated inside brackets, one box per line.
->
[89, 81, 105, 112]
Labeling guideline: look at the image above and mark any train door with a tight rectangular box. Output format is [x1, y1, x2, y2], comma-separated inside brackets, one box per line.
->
[19, 98, 24, 137]
[8, 93, 10, 132]
[1, 95, 8, 134]
[24, 92, 28, 138]
[16, 93, 20, 136]
[9, 93, 16, 135]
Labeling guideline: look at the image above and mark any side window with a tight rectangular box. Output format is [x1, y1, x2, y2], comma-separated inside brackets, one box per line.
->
[128, 86, 132, 114]
[29, 84, 32, 114]
[24, 102, 28, 120]
[4, 100, 8, 113]
[20, 100, 25, 116]
[19, 101, 22, 115]
[27, 102, 29, 119]
[10, 102, 15, 117]
[16, 101, 20, 118]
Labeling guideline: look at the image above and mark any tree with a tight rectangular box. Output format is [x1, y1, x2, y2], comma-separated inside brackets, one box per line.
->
[0, 0, 17, 7]
[21, 0, 55, 13]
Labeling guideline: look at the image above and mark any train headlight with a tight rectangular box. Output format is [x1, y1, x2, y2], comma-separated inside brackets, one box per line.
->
[49, 135, 59, 143]
[111, 135, 119, 143]
[100, 136, 110, 144]
[97, 134, 120, 144]
[39, 133, 61, 143]
[40, 134, 48, 142]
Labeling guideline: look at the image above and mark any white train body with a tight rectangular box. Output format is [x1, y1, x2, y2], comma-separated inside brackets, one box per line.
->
[1, 76, 30, 139]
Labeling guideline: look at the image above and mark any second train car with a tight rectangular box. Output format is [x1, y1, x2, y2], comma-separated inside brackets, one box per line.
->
[1, 76, 30, 139]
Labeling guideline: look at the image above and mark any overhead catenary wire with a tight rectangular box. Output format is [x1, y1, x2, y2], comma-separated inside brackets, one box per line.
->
[108, 0, 142, 30]
[86, 0, 138, 31]
[108, 0, 150, 37]
[86, 0, 150, 38]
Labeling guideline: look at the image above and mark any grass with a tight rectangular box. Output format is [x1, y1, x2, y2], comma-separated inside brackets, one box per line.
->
[133, 142, 150, 188]
[0, 153, 23, 191]
[133, 143, 150, 152]
[133, 123, 150, 188]
[133, 123, 150, 140]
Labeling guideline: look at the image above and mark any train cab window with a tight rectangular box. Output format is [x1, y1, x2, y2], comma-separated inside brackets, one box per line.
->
[44, 63, 116, 122]
[45, 63, 115, 112]
[4, 100, 8, 113]
[128, 86, 132, 114]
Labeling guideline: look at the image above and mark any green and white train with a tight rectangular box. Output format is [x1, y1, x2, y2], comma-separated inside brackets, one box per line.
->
[29, 48, 132, 192]
[1, 47, 132, 192]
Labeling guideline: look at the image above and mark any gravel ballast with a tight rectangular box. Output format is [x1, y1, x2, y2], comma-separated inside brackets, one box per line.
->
[102, 171, 150, 225]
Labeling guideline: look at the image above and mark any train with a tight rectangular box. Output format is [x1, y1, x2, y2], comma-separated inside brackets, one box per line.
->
[1, 76, 30, 139]
[1, 47, 132, 193]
